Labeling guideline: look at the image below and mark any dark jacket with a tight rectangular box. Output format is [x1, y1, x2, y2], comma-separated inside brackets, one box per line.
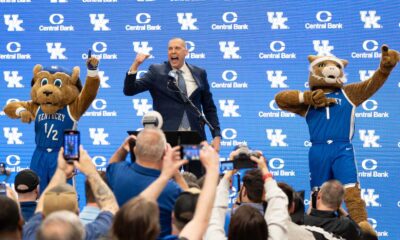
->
[124, 62, 220, 140]
[304, 209, 362, 240]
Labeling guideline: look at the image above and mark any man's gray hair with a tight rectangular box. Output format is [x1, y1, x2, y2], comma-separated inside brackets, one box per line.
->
[36, 210, 85, 240]
[320, 180, 344, 210]
[135, 128, 167, 162]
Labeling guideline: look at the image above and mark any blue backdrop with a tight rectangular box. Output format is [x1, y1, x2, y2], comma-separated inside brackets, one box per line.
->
[0, 1, 399, 239]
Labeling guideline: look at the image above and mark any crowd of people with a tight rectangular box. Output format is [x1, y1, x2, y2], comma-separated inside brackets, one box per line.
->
[0, 127, 379, 240]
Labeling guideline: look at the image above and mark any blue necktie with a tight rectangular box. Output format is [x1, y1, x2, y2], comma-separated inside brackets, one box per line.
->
[176, 70, 190, 129]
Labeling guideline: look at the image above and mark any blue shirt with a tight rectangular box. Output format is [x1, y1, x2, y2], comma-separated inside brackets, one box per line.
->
[22, 211, 113, 240]
[79, 205, 101, 225]
[20, 201, 37, 223]
[306, 89, 355, 142]
[107, 161, 182, 237]
[35, 106, 76, 149]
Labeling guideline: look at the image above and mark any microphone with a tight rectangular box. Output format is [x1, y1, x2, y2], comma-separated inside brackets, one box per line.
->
[141, 111, 163, 129]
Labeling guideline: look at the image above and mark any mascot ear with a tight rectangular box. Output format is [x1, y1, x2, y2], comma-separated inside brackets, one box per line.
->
[308, 55, 319, 63]
[71, 66, 80, 84]
[33, 64, 42, 76]
[341, 59, 348, 68]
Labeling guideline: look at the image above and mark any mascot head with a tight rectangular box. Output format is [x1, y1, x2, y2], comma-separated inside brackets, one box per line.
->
[31, 65, 82, 114]
[308, 55, 348, 90]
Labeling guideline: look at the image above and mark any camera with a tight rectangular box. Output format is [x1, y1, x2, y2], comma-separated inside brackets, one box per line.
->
[180, 144, 201, 161]
[220, 161, 234, 171]
[232, 144, 259, 169]
[63, 130, 80, 162]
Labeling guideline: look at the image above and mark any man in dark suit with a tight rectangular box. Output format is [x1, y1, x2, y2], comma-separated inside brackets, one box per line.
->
[123, 37, 221, 151]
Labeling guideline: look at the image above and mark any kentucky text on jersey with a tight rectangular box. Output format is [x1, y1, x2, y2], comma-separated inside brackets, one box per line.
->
[37, 112, 66, 122]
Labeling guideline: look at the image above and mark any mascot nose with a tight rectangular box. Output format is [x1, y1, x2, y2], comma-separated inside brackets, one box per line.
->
[43, 90, 53, 96]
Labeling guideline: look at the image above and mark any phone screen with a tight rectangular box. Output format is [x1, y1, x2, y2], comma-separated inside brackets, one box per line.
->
[63, 130, 80, 161]
[220, 161, 234, 172]
[180, 144, 200, 161]
[0, 183, 6, 196]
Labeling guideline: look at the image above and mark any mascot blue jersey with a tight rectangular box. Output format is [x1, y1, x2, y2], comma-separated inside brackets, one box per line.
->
[34, 106, 76, 149]
[305, 89, 355, 143]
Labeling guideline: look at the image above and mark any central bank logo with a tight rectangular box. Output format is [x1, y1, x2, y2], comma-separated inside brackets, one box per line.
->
[359, 129, 380, 147]
[220, 128, 247, 148]
[177, 13, 198, 30]
[46, 42, 67, 59]
[259, 41, 296, 59]
[219, 41, 240, 59]
[132, 41, 154, 58]
[92, 156, 107, 169]
[266, 129, 288, 147]
[268, 157, 295, 176]
[4, 14, 24, 31]
[4, 71, 23, 88]
[89, 128, 110, 145]
[89, 14, 110, 31]
[125, 13, 161, 31]
[132, 99, 152, 116]
[3, 127, 23, 144]
[1, 42, 31, 60]
[313, 40, 334, 56]
[267, 70, 288, 88]
[356, 99, 389, 118]
[258, 100, 295, 118]
[84, 99, 117, 117]
[219, 100, 240, 117]
[81, 42, 117, 60]
[351, 40, 381, 59]
[359, 159, 389, 178]
[305, 11, 343, 30]
[185, 41, 205, 59]
[210, 12, 248, 31]
[267, 12, 289, 29]
[359, 70, 375, 81]
[360, 11, 382, 29]
[50, 0, 68, 2]
[361, 189, 380, 207]
[211, 70, 248, 89]
[39, 14, 74, 31]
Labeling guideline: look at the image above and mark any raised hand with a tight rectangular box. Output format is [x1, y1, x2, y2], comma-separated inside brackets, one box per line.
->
[135, 52, 151, 65]
[379, 45, 399, 74]
[86, 49, 99, 70]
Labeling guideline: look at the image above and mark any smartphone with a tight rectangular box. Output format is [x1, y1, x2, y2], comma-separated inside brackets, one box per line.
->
[180, 144, 201, 161]
[63, 130, 80, 161]
[233, 158, 257, 169]
[0, 183, 6, 196]
[220, 160, 234, 172]
[311, 187, 320, 209]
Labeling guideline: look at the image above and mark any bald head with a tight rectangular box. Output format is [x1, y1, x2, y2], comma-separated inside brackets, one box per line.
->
[134, 128, 167, 162]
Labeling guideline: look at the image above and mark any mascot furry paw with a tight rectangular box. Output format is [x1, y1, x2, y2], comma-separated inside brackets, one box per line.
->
[3, 54, 100, 193]
[275, 45, 399, 236]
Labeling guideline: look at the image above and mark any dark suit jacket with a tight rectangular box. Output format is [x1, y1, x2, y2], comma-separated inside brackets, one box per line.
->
[123, 61, 221, 140]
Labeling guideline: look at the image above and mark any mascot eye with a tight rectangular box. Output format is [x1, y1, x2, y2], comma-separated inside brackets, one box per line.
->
[41, 78, 49, 86]
[336, 64, 342, 69]
[318, 63, 326, 68]
[54, 79, 62, 88]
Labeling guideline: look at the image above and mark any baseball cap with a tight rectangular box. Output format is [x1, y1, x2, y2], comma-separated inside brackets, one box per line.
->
[14, 169, 40, 193]
[43, 184, 78, 216]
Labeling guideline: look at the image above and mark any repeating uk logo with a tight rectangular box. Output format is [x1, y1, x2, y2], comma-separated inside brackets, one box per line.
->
[266, 70, 288, 88]
[132, 99, 152, 116]
[89, 14, 110, 31]
[4, 71, 23, 88]
[219, 41, 240, 59]
[4, 14, 24, 31]
[360, 11, 382, 29]
[359, 70, 375, 81]
[132, 41, 153, 58]
[313, 40, 334, 56]
[267, 12, 289, 29]
[46, 42, 67, 59]
[361, 189, 380, 207]
[3, 127, 23, 144]
[266, 129, 288, 147]
[359, 129, 380, 147]
[177, 13, 198, 30]
[89, 128, 110, 145]
[98, 71, 110, 88]
[219, 100, 240, 117]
